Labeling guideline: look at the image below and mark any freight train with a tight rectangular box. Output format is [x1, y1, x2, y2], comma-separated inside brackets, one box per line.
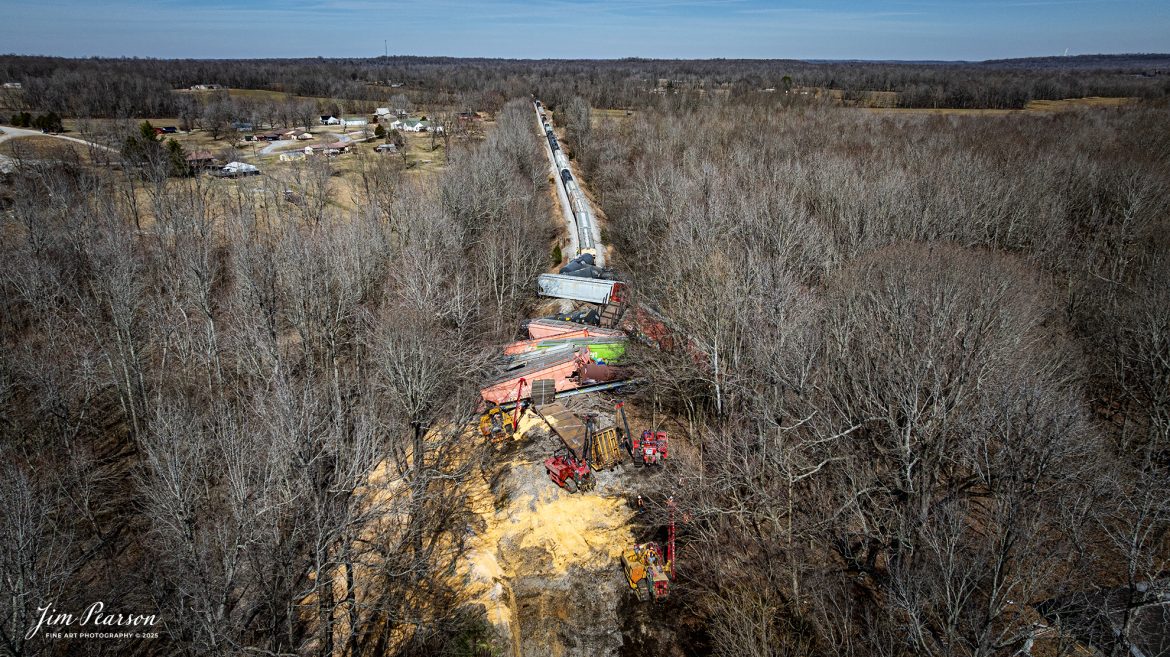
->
[535, 100, 598, 257]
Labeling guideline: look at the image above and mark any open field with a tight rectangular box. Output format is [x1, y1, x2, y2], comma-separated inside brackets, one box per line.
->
[861, 95, 1137, 116]
[1025, 95, 1137, 110]
[177, 87, 337, 105]
[0, 135, 95, 162]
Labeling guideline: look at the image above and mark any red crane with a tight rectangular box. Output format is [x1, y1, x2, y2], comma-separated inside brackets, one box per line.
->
[666, 496, 676, 578]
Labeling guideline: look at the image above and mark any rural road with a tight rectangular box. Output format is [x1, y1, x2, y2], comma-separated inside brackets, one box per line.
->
[0, 125, 118, 172]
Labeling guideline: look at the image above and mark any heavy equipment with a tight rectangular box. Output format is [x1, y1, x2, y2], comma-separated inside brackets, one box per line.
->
[536, 403, 596, 493]
[631, 429, 668, 466]
[478, 405, 518, 443]
[615, 401, 633, 452]
[544, 449, 595, 493]
[612, 401, 667, 466]
[622, 498, 676, 601]
[478, 378, 525, 443]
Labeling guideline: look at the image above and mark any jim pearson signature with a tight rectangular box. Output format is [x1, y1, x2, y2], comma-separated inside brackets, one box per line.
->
[26, 602, 159, 640]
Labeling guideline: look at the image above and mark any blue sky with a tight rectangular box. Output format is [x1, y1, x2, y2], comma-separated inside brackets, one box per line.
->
[0, 0, 1166, 60]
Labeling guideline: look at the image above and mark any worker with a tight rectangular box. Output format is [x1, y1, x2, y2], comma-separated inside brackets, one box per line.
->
[635, 495, 645, 515]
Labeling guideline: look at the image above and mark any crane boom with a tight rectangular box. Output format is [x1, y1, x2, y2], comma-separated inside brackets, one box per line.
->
[667, 497, 676, 578]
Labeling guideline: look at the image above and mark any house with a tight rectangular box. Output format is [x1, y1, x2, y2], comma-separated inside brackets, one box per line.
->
[375, 143, 397, 153]
[320, 115, 341, 125]
[305, 142, 351, 156]
[232, 121, 254, 132]
[393, 119, 429, 132]
[296, 132, 314, 140]
[219, 161, 259, 177]
[190, 84, 223, 91]
[375, 108, 408, 121]
[185, 151, 216, 170]
[2, 82, 22, 89]
[161, 126, 178, 134]
[342, 118, 367, 127]
[279, 152, 307, 162]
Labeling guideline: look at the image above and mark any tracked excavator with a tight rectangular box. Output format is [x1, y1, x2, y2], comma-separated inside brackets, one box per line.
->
[478, 405, 518, 443]
[622, 497, 676, 601]
[478, 378, 524, 444]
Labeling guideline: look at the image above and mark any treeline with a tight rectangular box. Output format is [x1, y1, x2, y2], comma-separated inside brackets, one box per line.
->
[567, 100, 1170, 655]
[0, 99, 550, 656]
[2, 54, 1168, 117]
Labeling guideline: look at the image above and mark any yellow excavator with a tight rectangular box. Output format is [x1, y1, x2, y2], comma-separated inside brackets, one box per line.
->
[478, 378, 525, 444]
[478, 405, 518, 443]
[622, 497, 676, 602]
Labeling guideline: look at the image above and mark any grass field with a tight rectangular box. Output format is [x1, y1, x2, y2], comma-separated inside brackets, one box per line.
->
[862, 95, 1137, 117]
[0, 135, 95, 163]
[177, 87, 337, 105]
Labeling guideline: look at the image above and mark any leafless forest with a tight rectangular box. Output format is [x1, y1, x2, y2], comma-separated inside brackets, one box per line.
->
[1, 55, 1169, 657]
[567, 99, 1170, 655]
[2, 54, 1168, 118]
[1, 100, 551, 656]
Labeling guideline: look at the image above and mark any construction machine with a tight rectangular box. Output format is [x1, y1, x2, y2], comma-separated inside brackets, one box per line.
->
[614, 402, 667, 466]
[631, 430, 668, 466]
[544, 449, 595, 493]
[479, 378, 525, 444]
[478, 405, 518, 443]
[536, 403, 596, 493]
[622, 497, 676, 601]
[538, 403, 628, 492]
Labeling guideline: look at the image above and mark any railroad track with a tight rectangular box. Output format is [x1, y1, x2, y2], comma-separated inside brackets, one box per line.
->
[533, 99, 603, 266]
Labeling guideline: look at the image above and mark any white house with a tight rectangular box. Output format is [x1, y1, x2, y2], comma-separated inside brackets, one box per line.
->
[392, 119, 430, 132]
[220, 161, 259, 176]
[342, 118, 368, 127]
[320, 115, 341, 125]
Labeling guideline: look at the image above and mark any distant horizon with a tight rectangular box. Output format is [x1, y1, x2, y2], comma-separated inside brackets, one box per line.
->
[1, 0, 1166, 61]
[2, 52, 1168, 64]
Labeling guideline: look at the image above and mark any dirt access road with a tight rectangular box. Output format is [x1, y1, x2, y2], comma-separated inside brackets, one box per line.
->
[0, 125, 117, 172]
